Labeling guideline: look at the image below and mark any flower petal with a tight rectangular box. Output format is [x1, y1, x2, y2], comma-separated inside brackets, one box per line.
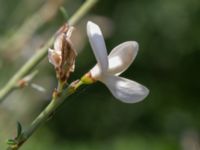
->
[48, 48, 61, 67]
[101, 75, 149, 103]
[87, 21, 108, 73]
[54, 33, 64, 51]
[108, 41, 138, 75]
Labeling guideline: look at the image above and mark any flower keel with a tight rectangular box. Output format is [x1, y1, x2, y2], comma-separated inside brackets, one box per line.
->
[101, 75, 149, 103]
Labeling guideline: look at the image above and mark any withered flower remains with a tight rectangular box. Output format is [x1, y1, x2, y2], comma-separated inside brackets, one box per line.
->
[48, 24, 77, 82]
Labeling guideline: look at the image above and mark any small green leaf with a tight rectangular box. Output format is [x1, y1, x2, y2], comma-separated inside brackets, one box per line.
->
[16, 121, 22, 139]
[6, 139, 17, 146]
[59, 6, 69, 20]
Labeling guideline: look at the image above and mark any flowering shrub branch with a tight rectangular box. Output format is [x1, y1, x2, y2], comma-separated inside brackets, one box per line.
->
[3, 1, 149, 150]
[0, 0, 98, 103]
[4, 0, 98, 149]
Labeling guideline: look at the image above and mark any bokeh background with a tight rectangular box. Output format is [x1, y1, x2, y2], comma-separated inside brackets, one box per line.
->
[0, 0, 200, 149]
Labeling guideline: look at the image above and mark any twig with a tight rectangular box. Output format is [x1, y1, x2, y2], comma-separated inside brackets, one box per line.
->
[16, 70, 39, 88]
[6, 0, 98, 149]
[0, 0, 98, 103]
[6, 80, 80, 150]
[0, 0, 63, 57]
[0, 37, 54, 102]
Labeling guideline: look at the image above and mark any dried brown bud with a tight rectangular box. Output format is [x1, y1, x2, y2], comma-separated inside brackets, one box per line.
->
[48, 24, 77, 82]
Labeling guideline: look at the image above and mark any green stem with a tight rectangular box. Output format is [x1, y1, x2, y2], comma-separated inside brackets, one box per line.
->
[6, 81, 75, 150]
[0, 37, 54, 102]
[0, 0, 98, 103]
[6, 79, 85, 150]
[68, 0, 98, 26]
[0, 0, 63, 54]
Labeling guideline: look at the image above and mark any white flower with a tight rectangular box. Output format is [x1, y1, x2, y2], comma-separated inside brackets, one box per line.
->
[81, 21, 149, 103]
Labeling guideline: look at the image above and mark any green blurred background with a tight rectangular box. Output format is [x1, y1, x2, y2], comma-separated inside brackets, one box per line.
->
[0, 0, 200, 149]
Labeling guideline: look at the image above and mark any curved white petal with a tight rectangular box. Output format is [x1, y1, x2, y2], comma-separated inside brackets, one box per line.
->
[90, 41, 139, 80]
[87, 21, 108, 73]
[101, 75, 149, 103]
[107, 41, 138, 75]
[48, 48, 61, 67]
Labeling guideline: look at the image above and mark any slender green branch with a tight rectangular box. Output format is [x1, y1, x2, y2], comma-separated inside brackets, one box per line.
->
[5, 0, 97, 149]
[0, 37, 54, 102]
[0, 0, 98, 103]
[6, 80, 82, 150]
[68, 0, 97, 26]
[0, 0, 63, 55]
